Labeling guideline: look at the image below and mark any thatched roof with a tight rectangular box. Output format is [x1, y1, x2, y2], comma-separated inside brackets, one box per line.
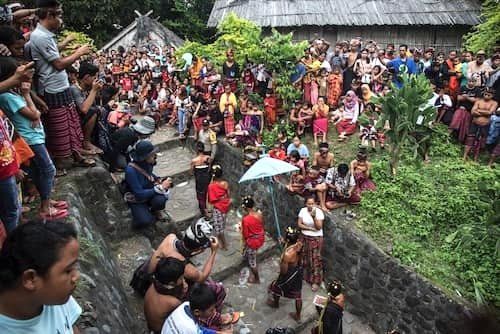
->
[102, 12, 184, 51]
[208, 0, 482, 28]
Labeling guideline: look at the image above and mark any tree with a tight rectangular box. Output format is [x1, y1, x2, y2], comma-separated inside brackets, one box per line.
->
[463, 0, 500, 54]
[374, 74, 436, 176]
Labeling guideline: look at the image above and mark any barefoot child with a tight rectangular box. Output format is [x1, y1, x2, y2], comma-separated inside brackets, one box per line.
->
[240, 196, 265, 284]
[207, 165, 231, 250]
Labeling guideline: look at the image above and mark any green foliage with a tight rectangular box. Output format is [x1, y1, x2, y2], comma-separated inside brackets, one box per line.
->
[358, 142, 500, 308]
[262, 121, 295, 149]
[463, 0, 500, 54]
[58, 30, 96, 56]
[374, 74, 436, 175]
[161, 0, 215, 43]
[177, 14, 307, 109]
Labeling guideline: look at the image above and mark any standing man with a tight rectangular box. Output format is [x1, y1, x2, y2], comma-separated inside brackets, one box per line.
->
[30, 0, 94, 174]
[387, 44, 417, 88]
[191, 141, 211, 218]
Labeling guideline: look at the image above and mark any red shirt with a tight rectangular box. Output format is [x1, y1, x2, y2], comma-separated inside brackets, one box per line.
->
[207, 182, 231, 213]
[0, 116, 19, 180]
[121, 77, 132, 92]
[242, 214, 265, 250]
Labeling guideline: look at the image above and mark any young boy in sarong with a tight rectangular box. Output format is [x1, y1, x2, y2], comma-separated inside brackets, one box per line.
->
[267, 226, 304, 322]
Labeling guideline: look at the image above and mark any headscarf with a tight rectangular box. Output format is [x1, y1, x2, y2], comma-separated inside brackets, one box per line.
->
[361, 84, 373, 103]
[344, 90, 359, 110]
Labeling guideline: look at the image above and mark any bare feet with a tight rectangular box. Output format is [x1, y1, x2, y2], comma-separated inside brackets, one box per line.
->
[289, 312, 301, 322]
[266, 299, 279, 308]
[247, 277, 260, 284]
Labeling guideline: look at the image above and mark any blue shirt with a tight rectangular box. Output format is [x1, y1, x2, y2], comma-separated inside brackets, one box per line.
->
[0, 296, 81, 334]
[388, 57, 417, 88]
[125, 161, 159, 202]
[0, 92, 45, 145]
[290, 63, 306, 83]
[287, 143, 309, 158]
[30, 23, 69, 94]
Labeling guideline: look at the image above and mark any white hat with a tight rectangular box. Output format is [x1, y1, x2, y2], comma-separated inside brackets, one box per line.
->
[131, 116, 155, 135]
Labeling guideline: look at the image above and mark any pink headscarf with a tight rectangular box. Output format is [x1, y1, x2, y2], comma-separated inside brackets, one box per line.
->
[344, 90, 359, 110]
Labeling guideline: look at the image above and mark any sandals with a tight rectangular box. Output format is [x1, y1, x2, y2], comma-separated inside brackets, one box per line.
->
[39, 207, 69, 221]
[73, 158, 96, 167]
[51, 200, 68, 210]
[55, 169, 67, 178]
[221, 312, 241, 326]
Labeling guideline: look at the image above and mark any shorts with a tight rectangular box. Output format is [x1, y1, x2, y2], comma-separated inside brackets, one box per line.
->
[243, 246, 257, 268]
[212, 207, 226, 234]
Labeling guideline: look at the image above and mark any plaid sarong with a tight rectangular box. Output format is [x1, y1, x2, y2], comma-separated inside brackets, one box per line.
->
[300, 234, 323, 285]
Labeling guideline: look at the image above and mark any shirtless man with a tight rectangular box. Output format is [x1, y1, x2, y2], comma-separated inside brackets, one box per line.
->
[146, 219, 235, 329]
[464, 88, 498, 161]
[267, 227, 304, 322]
[144, 257, 188, 333]
[312, 142, 335, 175]
[191, 141, 211, 218]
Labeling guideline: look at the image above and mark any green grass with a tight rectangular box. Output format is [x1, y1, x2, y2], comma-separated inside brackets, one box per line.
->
[297, 124, 499, 310]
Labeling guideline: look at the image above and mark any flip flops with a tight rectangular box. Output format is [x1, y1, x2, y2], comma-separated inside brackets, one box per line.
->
[39, 207, 69, 221]
[51, 200, 68, 210]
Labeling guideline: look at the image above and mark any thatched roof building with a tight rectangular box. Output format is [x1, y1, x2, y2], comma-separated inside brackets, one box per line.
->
[102, 11, 184, 52]
[208, 0, 482, 51]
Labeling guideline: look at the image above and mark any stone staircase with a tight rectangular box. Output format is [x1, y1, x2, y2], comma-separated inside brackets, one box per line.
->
[109, 126, 374, 334]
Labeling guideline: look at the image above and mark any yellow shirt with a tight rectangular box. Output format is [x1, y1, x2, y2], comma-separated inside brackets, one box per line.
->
[219, 92, 237, 116]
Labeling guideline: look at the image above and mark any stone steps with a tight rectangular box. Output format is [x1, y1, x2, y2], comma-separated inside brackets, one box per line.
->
[191, 210, 279, 282]
[154, 145, 194, 184]
[223, 254, 324, 333]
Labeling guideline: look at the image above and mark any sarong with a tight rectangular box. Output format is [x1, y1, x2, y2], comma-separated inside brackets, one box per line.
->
[449, 107, 471, 143]
[268, 265, 303, 300]
[224, 115, 235, 135]
[299, 234, 323, 285]
[313, 118, 328, 136]
[194, 165, 210, 214]
[43, 89, 83, 158]
[336, 119, 356, 135]
[354, 172, 376, 192]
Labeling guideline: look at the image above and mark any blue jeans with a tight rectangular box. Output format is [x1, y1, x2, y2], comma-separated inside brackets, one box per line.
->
[27, 144, 56, 201]
[178, 108, 186, 135]
[128, 194, 167, 226]
[0, 176, 20, 233]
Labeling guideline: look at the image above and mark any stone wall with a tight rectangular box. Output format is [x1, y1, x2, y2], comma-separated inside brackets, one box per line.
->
[59, 167, 141, 333]
[217, 141, 474, 334]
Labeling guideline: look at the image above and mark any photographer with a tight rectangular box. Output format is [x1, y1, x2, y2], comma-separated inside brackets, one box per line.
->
[70, 61, 104, 155]
[124, 140, 172, 226]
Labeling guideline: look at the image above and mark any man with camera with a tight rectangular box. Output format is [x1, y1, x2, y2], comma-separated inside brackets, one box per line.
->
[70, 61, 104, 155]
[124, 140, 172, 226]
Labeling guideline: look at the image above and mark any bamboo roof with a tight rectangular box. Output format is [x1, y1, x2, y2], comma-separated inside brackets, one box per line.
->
[208, 0, 482, 28]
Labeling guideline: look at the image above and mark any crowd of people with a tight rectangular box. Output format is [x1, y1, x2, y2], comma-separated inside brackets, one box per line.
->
[0, 0, 499, 333]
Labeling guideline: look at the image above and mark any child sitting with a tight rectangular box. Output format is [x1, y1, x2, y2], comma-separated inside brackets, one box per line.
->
[107, 102, 131, 130]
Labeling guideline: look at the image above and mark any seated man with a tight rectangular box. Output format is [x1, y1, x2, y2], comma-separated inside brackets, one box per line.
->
[312, 142, 335, 176]
[124, 141, 172, 226]
[144, 257, 188, 333]
[303, 166, 328, 211]
[325, 163, 360, 210]
[162, 283, 233, 334]
[108, 116, 156, 172]
[286, 136, 309, 160]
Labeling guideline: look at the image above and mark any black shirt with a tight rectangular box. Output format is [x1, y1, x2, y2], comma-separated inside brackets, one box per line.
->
[207, 107, 223, 125]
[457, 86, 481, 111]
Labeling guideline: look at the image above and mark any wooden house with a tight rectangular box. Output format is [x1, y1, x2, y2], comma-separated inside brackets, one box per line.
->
[208, 0, 482, 51]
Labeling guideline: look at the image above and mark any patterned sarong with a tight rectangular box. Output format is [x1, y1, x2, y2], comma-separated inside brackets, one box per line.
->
[43, 89, 83, 158]
[300, 234, 323, 285]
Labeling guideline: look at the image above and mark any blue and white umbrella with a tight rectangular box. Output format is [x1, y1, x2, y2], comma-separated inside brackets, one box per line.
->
[239, 156, 299, 240]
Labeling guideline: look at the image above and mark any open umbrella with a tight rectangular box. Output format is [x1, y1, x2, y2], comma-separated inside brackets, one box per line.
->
[239, 156, 299, 240]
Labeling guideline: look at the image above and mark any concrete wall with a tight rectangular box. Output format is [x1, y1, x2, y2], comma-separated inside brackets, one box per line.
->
[217, 141, 475, 334]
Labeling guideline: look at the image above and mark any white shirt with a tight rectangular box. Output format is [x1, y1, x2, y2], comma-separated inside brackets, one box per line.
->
[161, 302, 215, 334]
[299, 207, 324, 237]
